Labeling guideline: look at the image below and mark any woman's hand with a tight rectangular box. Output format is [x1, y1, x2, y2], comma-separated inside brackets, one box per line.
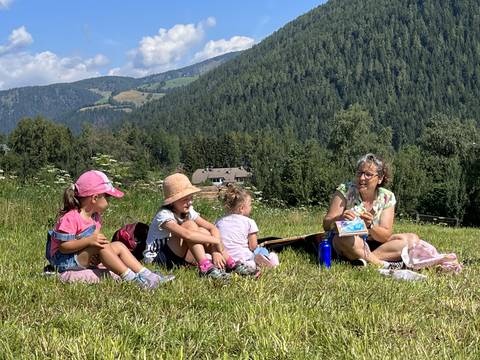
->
[212, 252, 226, 269]
[342, 209, 357, 221]
[359, 211, 374, 229]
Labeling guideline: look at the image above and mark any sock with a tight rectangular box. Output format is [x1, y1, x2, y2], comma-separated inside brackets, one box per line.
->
[138, 267, 151, 276]
[121, 268, 136, 281]
[198, 258, 214, 273]
[226, 256, 236, 269]
[382, 261, 391, 269]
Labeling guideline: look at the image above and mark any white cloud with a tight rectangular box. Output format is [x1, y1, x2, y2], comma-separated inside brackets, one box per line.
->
[193, 36, 255, 62]
[133, 20, 212, 69]
[0, 51, 109, 90]
[0, 0, 13, 10]
[0, 26, 33, 55]
[0, 26, 110, 90]
[0, 17, 254, 88]
[111, 18, 218, 77]
[204, 17, 216, 27]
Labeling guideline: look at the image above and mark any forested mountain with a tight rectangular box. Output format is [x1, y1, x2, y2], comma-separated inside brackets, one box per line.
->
[0, 52, 240, 133]
[133, 0, 480, 147]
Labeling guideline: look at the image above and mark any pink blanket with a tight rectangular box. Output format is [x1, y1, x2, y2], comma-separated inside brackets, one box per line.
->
[59, 267, 120, 283]
[401, 240, 462, 273]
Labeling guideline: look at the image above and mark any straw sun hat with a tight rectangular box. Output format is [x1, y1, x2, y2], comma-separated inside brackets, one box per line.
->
[162, 173, 201, 206]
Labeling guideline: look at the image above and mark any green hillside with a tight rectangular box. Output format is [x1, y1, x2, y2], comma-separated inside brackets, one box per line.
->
[0, 52, 240, 133]
[134, 0, 480, 147]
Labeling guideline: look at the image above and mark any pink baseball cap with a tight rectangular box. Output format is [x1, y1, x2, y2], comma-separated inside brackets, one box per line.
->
[75, 170, 124, 198]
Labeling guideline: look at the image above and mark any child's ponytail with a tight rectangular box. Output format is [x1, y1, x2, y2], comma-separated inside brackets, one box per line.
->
[60, 183, 81, 215]
[221, 183, 251, 213]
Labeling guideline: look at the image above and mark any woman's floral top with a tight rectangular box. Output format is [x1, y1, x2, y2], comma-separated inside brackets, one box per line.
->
[336, 182, 396, 225]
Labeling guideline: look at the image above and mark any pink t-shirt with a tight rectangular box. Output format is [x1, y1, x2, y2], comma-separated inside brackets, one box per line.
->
[215, 214, 259, 263]
[50, 210, 102, 256]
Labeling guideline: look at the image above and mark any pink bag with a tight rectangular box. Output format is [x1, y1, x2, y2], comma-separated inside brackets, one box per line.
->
[401, 240, 462, 273]
[254, 251, 280, 268]
[59, 268, 120, 283]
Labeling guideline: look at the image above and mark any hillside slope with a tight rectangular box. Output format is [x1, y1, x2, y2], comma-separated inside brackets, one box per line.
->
[0, 52, 240, 133]
[133, 0, 480, 147]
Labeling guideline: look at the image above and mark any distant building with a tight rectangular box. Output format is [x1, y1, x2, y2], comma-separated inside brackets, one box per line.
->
[192, 167, 252, 186]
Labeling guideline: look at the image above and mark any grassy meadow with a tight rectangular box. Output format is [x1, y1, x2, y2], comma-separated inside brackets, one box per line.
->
[1, 180, 480, 359]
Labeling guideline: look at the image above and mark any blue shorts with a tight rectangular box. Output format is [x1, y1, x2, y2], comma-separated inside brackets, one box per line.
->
[50, 250, 86, 273]
[46, 225, 96, 272]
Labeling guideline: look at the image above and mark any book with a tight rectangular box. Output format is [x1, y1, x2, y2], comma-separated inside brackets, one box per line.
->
[335, 217, 368, 237]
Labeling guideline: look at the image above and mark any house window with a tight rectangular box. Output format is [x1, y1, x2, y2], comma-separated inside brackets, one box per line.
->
[210, 177, 225, 184]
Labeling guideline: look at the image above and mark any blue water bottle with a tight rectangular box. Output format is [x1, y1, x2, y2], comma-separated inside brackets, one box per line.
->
[319, 236, 332, 269]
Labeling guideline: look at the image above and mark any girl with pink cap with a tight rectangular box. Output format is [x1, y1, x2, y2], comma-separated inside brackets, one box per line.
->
[45, 170, 173, 289]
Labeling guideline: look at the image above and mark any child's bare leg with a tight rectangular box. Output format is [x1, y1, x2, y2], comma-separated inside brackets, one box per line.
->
[109, 241, 144, 273]
[76, 246, 128, 275]
[168, 220, 209, 264]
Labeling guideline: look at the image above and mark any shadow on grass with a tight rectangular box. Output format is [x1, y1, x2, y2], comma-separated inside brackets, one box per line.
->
[462, 258, 480, 266]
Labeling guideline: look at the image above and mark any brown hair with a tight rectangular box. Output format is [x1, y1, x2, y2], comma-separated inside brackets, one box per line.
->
[221, 183, 251, 213]
[60, 184, 81, 215]
[356, 153, 392, 187]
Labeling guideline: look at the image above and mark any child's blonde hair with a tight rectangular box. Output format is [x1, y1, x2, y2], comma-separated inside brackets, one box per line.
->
[221, 183, 251, 213]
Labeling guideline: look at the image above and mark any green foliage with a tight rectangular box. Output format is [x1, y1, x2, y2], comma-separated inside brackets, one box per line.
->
[414, 115, 480, 220]
[161, 76, 199, 90]
[8, 117, 76, 179]
[392, 145, 428, 217]
[328, 104, 393, 174]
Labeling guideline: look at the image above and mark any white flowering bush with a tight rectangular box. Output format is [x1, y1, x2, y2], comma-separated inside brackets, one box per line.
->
[35, 165, 72, 188]
[91, 154, 130, 186]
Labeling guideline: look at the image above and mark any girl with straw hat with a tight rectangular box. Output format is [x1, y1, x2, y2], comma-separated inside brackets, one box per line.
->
[144, 173, 255, 279]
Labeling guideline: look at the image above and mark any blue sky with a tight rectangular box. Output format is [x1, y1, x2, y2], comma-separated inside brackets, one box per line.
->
[0, 0, 326, 90]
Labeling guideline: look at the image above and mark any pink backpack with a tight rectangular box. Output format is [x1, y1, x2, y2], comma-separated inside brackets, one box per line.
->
[111, 222, 149, 261]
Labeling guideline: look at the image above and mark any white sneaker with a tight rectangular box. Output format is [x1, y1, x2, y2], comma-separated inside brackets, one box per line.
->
[378, 269, 427, 281]
[350, 258, 367, 267]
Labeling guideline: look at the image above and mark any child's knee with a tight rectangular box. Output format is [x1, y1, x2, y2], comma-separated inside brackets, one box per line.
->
[406, 233, 421, 247]
[110, 241, 127, 251]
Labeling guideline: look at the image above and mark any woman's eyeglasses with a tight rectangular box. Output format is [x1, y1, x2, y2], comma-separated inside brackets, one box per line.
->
[356, 171, 378, 180]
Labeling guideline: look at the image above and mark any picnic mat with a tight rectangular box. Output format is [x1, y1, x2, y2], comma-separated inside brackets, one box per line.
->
[258, 232, 324, 254]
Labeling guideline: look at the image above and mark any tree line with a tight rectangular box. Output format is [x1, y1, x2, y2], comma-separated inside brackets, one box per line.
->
[2, 104, 480, 225]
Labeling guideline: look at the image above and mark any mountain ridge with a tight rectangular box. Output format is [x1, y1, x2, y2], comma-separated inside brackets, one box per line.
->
[0, 51, 241, 133]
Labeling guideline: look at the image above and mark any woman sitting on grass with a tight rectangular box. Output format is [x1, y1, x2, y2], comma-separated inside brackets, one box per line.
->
[46, 170, 172, 289]
[322, 153, 419, 268]
[143, 173, 256, 279]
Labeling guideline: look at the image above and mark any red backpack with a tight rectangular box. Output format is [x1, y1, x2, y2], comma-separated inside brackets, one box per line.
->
[112, 222, 149, 261]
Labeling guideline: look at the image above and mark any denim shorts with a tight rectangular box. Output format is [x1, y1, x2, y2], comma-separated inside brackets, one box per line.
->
[50, 250, 86, 273]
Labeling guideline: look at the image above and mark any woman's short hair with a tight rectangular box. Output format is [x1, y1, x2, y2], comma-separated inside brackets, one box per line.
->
[356, 153, 392, 187]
